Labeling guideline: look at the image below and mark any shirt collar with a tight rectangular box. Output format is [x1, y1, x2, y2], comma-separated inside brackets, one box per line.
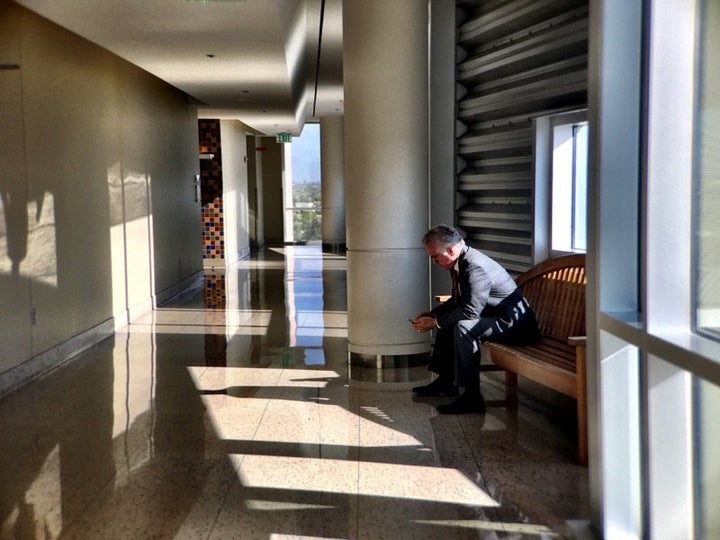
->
[454, 244, 468, 271]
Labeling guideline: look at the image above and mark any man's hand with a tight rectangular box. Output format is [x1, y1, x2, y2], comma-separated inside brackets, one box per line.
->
[410, 315, 437, 333]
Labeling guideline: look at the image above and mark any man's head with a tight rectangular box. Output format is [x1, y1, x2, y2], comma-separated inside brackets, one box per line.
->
[422, 225, 465, 270]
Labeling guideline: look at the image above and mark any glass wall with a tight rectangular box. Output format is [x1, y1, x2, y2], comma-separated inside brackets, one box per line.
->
[593, 0, 720, 537]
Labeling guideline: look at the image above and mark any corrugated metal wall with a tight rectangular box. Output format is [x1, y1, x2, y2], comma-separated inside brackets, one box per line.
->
[455, 0, 588, 273]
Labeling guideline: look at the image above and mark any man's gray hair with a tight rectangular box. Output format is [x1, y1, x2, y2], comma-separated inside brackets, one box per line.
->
[422, 224, 465, 249]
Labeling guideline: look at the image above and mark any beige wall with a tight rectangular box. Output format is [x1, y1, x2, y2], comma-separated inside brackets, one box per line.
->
[246, 136, 263, 248]
[220, 120, 251, 262]
[259, 138, 286, 245]
[0, 3, 202, 388]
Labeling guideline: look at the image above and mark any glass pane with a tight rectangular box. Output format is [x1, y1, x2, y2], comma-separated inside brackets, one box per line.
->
[286, 124, 321, 244]
[695, 0, 720, 339]
[573, 124, 588, 251]
[551, 120, 588, 254]
[600, 331, 642, 538]
[694, 376, 720, 539]
[292, 208, 322, 243]
[647, 355, 693, 538]
[552, 123, 574, 252]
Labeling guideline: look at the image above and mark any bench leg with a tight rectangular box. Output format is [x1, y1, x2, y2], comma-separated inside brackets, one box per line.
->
[576, 345, 588, 466]
[478, 349, 517, 402]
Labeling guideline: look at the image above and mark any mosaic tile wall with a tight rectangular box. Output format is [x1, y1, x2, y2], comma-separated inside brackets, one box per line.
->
[198, 119, 224, 260]
[204, 272, 228, 366]
[203, 273, 227, 309]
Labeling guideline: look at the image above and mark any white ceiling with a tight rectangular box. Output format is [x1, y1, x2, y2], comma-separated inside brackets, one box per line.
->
[14, 0, 344, 136]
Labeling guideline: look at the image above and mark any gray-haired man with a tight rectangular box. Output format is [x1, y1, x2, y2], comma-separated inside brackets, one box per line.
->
[410, 225, 539, 414]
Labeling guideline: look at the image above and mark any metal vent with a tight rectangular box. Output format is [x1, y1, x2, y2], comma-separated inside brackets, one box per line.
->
[455, 0, 588, 274]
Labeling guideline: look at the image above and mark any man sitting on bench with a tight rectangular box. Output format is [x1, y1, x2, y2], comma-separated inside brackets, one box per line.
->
[410, 224, 539, 414]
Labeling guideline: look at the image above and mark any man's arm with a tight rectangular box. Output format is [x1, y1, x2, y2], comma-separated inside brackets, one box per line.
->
[434, 260, 491, 327]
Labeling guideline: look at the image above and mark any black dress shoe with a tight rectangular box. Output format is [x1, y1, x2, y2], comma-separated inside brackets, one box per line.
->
[412, 378, 458, 397]
[436, 392, 486, 414]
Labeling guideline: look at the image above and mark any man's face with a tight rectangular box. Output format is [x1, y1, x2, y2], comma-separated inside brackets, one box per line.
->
[425, 241, 460, 270]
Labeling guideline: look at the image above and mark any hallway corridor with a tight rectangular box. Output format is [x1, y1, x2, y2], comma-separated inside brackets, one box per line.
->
[0, 245, 590, 539]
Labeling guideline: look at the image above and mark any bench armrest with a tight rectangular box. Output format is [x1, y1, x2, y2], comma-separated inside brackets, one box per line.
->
[568, 336, 586, 347]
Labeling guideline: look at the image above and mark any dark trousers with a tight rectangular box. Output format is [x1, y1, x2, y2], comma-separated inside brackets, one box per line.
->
[428, 290, 538, 390]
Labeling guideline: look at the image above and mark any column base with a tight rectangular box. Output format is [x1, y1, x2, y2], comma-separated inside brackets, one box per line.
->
[348, 351, 429, 369]
[347, 351, 431, 389]
[322, 242, 346, 254]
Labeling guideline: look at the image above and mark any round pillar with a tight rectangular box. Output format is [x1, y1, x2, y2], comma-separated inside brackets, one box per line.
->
[320, 115, 346, 253]
[343, 0, 430, 367]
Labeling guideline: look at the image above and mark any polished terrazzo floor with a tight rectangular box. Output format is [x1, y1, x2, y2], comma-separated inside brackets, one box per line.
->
[0, 245, 591, 539]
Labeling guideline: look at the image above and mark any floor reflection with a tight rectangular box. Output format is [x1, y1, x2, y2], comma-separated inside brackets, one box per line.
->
[0, 244, 590, 539]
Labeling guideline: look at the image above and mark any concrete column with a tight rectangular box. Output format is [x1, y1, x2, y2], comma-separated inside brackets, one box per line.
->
[320, 115, 346, 253]
[343, 0, 431, 367]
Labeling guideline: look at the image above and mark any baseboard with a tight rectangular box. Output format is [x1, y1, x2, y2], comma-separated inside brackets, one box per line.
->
[202, 248, 252, 271]
[155, 271, 204, 307]
[0, 272, 206, 399]
[0, 318, 115, 399]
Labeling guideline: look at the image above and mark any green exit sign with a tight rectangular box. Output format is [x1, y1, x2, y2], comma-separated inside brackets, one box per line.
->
[276, 132, 292, 143]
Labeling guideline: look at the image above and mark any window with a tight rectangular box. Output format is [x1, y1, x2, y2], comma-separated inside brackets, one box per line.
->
[282, 124, 322, 244]
[533, 110, 588, 261]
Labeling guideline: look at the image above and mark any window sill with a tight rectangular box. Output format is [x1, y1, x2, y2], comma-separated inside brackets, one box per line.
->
[598, 311, 720, 386]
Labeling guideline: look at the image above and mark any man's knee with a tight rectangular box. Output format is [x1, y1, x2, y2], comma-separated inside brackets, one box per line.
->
[455, 319, 472, 334]
[455, 319, 489, 340]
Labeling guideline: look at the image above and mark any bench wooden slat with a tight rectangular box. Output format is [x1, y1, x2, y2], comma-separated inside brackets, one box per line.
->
[505, 341, 576, 370]
[516, 256, 586, 342]
[483, 341, 577, 397]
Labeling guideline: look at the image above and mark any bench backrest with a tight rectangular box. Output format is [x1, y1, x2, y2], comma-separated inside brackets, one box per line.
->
[516, 254, 586, 341]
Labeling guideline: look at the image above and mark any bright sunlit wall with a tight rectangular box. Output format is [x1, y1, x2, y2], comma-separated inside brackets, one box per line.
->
[0, 3, 201, 392]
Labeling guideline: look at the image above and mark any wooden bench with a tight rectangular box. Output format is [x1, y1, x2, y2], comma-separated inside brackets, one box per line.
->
[481, 254, 587, 465]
